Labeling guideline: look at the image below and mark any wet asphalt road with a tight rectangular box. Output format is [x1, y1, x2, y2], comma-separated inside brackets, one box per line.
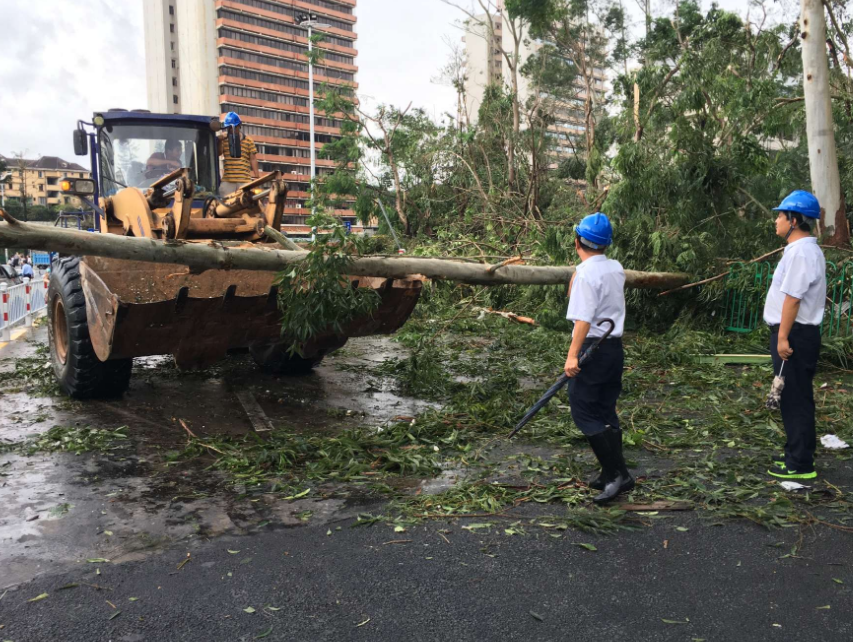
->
[3, 329, 853, 640]
[1, 509, 853, 642]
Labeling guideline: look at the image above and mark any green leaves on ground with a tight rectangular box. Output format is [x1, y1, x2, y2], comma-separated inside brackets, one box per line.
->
[1, 426, 128, 457]
[0, 343, 58, 396]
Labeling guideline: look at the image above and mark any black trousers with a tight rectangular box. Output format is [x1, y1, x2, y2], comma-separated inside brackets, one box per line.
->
[770, 324, 821, 472]
[568, 339, 624, 437]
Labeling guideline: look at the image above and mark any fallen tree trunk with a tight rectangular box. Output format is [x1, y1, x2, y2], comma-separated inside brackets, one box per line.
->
[0, 215, 689, 289]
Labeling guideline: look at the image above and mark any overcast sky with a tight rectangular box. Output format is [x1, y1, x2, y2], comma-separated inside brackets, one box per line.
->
[0, 0, 798, 163]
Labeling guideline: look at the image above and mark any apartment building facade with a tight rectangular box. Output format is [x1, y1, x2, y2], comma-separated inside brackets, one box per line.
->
[461, 10, 606, 163]
[1, 154, 90, 208]
[143, 0, 357, 230]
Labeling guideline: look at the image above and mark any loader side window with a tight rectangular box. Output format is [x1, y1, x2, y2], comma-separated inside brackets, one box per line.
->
[98, 122, 217, 197]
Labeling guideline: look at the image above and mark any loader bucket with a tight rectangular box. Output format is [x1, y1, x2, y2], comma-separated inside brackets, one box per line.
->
[79, 256, 422, 369]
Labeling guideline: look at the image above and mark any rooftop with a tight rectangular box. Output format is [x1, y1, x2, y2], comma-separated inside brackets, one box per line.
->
[0, 153, 88, 172]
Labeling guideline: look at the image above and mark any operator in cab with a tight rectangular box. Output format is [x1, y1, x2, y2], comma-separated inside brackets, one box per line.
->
[145, 139, 183, 180]
[218, 112, 259, 197]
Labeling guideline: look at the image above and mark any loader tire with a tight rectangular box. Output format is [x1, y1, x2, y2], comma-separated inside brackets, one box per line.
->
[48, 256, 133, 399]
[249, 344, 324, 375]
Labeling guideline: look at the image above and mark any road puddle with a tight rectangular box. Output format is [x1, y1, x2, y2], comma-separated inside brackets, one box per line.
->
[0, 331, 458, 588]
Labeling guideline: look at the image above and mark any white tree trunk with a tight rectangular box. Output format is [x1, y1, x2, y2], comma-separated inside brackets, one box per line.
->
[0, 216, 690, 290]
[800, 0, 849, 246]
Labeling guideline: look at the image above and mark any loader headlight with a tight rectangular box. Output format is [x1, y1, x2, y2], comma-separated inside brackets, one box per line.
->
[60, 177, 96, 196]
[93, 114, 105, 127]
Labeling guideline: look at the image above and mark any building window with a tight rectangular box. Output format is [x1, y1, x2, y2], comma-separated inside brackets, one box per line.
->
[38, 197, 47, 205]
[227, 0, 354, 28]
[169, 23, 175, 33]
[170, 41, 175, 51]
[219, 102, 342, 128]
[241, 124, 335, 145]
[38, 171, 43, 178]
[173, 95, 179, 104]
[218, 28, 354, 65]
[169, 5, 174, 15]
[172, 77, 178, 87]
[171, 59, 176, 68]
[219, 47, 354, 82]
[221, 84, 309, 108]
[216, 9, 355, 49]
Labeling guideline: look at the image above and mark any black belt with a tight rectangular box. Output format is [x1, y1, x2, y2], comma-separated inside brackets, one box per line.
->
[582, 336, 622, 345]
[768, 322, 817, 332]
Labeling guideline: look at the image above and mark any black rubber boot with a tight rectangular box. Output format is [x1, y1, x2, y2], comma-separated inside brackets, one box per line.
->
[588, 470, 605, 491]
[589, 427, 628, 491]
[606, 427, 635, 494]
[587, 430, 633, 504]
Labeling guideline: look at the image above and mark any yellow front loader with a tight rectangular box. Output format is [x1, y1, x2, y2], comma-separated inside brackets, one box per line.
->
[47, 110, 420, 398]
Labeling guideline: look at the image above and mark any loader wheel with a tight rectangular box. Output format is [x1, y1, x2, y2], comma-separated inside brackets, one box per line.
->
[249, 344, 325, 375]
[48, 256, 133, 399]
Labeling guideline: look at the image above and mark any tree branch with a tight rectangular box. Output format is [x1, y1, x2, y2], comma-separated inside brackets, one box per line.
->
[658, 247, 785, 297]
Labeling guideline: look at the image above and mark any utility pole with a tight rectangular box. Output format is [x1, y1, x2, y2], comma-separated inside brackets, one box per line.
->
[800, 0, 849, 246]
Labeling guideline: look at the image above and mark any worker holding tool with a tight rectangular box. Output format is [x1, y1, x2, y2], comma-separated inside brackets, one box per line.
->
[565, 212, 634, 504]
[763, 190, 826, 480]
[218, 111, 259, 197]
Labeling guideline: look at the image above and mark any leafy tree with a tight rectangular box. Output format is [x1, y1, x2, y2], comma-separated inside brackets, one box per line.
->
[302, 0, 853, 327]
[276, 209, 379, 355]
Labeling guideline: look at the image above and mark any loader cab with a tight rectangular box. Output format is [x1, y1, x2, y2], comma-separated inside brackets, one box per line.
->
[92, 111, 221, 198]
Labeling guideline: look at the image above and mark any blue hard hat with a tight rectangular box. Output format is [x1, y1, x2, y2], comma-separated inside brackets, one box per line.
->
[773, 190, 820, 219]
[223, 111, 242, 127]
[574, 212, 613, 247]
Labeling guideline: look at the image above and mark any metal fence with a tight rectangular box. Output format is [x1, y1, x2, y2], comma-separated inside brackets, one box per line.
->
[0, 277, 49, 339]
[724, 260, 853, 337]
[723, 262, 774, 333]
[826, 261, 853, 337]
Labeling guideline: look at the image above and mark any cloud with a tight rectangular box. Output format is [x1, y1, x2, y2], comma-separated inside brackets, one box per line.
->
[0, 0, 793, 164]
[0, 0, 145, 161]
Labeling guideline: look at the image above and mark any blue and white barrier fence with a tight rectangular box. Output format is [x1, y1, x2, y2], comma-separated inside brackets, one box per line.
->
[0, 277, 49, 340]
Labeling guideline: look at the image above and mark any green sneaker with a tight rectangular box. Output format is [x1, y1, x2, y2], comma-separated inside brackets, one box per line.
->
[767, 464, 817, 480]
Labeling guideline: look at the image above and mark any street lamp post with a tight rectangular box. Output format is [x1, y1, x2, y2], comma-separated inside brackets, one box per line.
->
[296, 13, 330, 218]
[0, 172, 10, 263]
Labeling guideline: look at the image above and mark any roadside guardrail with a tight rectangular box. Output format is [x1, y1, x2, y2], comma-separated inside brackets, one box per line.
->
[0, 277, 49, 341]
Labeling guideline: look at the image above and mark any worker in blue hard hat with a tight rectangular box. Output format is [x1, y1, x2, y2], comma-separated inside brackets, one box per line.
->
[763, 190, 826, 480]
[217, 111, 259, 197]
[564, 212, 634, 503]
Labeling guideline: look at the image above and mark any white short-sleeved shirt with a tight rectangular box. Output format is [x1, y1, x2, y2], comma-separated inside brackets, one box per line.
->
[566, 254, 626, 338]
[763, 236, 826, 326]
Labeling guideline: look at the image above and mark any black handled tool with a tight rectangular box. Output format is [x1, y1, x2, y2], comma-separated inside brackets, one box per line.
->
[507, 318, 615, 439]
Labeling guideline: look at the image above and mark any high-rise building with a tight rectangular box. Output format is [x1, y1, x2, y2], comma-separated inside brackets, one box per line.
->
[143, 0, 358, 230]
[461, 8, 606, 163]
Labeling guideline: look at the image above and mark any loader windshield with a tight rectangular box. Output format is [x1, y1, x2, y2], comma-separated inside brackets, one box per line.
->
[99, 123, 217, 196]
